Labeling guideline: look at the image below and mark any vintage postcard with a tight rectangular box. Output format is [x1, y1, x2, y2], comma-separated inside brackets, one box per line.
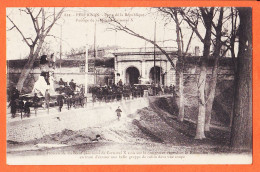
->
[5, 5, 253, 166]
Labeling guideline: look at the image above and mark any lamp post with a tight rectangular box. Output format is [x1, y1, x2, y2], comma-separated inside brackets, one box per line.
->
[153, 22, 157, 84]
[85, 34, 89, 96]
[59, 24, 62, 73]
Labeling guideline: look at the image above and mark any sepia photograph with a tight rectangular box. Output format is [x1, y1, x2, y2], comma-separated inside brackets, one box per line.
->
[6, 7, 252, 165]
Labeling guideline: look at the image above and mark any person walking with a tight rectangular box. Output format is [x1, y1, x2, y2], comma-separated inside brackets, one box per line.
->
[115, 106, 122, 121]
[45, 89, 50, 114]
[32, 93, 40, 116]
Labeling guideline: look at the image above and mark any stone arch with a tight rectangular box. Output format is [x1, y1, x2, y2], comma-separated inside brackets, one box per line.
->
[125, 66, 140, 85]
[149, 66, 164, 85]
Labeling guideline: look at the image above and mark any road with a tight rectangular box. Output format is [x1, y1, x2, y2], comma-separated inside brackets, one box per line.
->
[7, 96, 250, 165]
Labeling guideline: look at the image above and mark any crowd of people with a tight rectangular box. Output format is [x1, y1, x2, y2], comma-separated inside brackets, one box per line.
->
[90, 79, 177, 102]
[8, 76, 176, 119]
[90, 83, 143, 102]
[7, 77, 85, 119]
[8, 87, 41, 119]
[55, 78, 85, 112]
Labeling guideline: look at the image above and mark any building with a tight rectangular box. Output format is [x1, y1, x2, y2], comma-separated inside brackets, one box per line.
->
[7, 47, 235, 94]
[114, 49, 178, 86]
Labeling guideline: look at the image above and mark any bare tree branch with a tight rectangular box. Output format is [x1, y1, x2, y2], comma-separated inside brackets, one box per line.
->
[26, 8, 39, 33]
[6, 26, 15, 31]
[44, 8, 64, 36]
[179, 8, 204, 42]
[6, 15, 31, 47]
[106, 14, 176, 70]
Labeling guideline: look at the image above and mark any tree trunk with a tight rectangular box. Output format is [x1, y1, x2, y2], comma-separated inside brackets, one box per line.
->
[205, 58, 219, 131]
[16, 56, 35, 92]
[229, 9, 238, 128]
[195, 8, 214, 139]
[230, 7, 252, 151]
[173, 9, 185, 122]
[205, 7, 223, 131]
[178, 69, 185, 121]
[195, 62, 207, 139]
[16, 40, 44, 92]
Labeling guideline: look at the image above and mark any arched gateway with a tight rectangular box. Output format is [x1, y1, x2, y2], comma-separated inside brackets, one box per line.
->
[150, 66, 164, 85]
[114, 50, 178, 86]
[126, 67, 140, 85]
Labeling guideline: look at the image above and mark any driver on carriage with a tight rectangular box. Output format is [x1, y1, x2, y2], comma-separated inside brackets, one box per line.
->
[69, 79, 76, 91]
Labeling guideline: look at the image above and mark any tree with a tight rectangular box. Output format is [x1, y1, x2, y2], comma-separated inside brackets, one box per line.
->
[180, 7, 215, 139]
[195, 7, 215, 139]
[230, 7, 252, 151]
[204, 7, 224, 131]
[7, 8, 64, 92]
[224, 7, 239, 127]
[157, 7, 195, 122]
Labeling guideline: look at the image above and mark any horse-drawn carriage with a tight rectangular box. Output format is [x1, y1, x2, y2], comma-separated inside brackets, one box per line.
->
[90, 84, 147, 102]
[55, 85, 85, 108]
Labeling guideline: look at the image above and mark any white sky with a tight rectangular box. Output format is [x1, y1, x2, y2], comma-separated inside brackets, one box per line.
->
[6, 7, 216, 60]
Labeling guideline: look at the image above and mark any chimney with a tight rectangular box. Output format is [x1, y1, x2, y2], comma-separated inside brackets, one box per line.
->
[195, 46, 200, 56]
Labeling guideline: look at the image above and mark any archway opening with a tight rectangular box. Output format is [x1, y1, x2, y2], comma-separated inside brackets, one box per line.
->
[126, 67, 140, 85]
[150, 66, 164, 85]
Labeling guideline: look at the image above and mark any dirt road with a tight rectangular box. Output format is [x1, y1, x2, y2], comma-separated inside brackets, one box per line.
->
[7, 96, 247, 165]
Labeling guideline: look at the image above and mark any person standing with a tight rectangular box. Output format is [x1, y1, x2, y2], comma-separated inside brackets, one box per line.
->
[8, 99, 17, 118]
[57, 93, 65, 112]
[59, 78, 65, 86]
[69, 79, 76, 91]
[10, 87, 19, 102]
[118, 79, 123, 87]
[18, 98, 24, 119]
[48, 53, 55, 69]
[45, 89, 50, 114]
[32, 93, 40, 116]
[24, 100, 31, 117]
[66, 95, 72, 110]
[115, 106, 122, 121]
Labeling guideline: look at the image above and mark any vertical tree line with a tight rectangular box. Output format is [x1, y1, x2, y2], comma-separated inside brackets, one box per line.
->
[230, 7, 252, 151]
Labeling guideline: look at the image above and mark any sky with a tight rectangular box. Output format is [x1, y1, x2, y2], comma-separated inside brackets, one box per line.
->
[6, 7, 212, 60]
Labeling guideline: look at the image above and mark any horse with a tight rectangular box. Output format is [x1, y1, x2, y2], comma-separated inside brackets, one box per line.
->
[72, 92, 85, 108]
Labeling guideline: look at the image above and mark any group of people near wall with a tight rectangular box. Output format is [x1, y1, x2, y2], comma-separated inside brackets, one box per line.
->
[56, 78, 85, 112]
[90, 83, 143, 102]
[8, 84, 85, 119]
[8, 53, 177, 118]
[58, 78, 78, 92]
[8, 53, 83, 118]
[8, 87, 41, 119]
[90, 79, 176, 102]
